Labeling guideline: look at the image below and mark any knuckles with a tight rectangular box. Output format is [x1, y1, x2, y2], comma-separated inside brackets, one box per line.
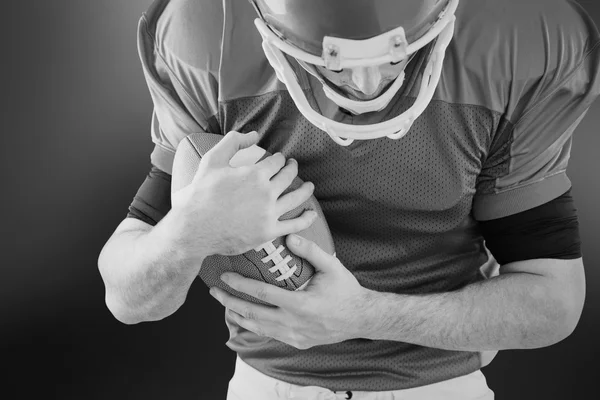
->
[253, 166, 272, 182]
[254, 286, 270, 303]
[286, 159, 299, 174]
[243, 306, 257, 321]
[227, 130, 243, 140]
[271, 152, 286, 166]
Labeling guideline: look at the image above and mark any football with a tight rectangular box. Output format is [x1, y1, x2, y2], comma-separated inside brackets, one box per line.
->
[171, 132, 335, 305]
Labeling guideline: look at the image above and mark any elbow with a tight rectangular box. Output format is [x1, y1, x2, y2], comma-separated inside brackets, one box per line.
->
[98, 246, 153, 325]
[105, 293, 145, 325]
[103, 288, 182, 325]
[537, 305, 583, 348]
[98, 255, 141, 325]
[97, 235, 186, 325]
[554, 269, 586, 345]
[103, 287, 172, 325]
[531, 288, 585, 348]
[554, 289, 585, 344]
[512, 258, 586, 349]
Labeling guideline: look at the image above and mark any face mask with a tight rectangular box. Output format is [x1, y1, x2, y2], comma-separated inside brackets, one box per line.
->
[254, 0, 459, 145]
[315, 61, 410, 100]
[298, 59, 409, 115]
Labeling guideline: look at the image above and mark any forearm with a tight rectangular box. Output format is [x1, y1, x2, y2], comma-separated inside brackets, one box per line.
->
[98, 209, 206, 324]
[363, 270, 574, 351]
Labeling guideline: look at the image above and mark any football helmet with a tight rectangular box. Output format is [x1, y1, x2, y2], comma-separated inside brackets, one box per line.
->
[250, 0, 459, 146]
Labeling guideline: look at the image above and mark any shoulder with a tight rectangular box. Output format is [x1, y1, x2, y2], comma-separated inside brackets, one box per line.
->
[141, 0, 224, 69]
[440, 0, 600, 115]
[456, 0, 598, 74]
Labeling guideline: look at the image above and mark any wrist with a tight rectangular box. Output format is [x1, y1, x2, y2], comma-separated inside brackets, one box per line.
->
[361, 288, 391, 341]
[151, 206, 212, 272]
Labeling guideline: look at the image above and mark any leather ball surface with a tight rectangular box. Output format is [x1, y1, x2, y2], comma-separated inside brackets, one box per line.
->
[171, 133, 335, 305]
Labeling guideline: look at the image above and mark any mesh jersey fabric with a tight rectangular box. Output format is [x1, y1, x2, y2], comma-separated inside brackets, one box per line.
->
[135, 0, 600, 392]
[128, 172, 581, 270]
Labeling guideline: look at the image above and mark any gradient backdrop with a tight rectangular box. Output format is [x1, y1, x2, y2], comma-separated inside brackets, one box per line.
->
[2, 0, 599, 398]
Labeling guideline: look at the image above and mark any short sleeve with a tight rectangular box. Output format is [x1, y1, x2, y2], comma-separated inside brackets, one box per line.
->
[136, 0, 222, 174]
[473, 13, 600, 221]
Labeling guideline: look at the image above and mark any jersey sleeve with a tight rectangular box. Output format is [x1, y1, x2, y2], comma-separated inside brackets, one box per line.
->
[473, 4, 600, 221]
[127, 165, 172, 225]
[137, 0, 222, 174]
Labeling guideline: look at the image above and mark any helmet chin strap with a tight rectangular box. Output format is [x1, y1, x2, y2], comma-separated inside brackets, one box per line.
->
[297, 60, 407, 115]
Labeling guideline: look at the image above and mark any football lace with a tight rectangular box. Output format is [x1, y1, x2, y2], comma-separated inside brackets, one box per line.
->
[254, 241, 297, 281]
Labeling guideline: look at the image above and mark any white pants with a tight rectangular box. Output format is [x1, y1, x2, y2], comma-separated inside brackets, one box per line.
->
[226, 356, 495, 400]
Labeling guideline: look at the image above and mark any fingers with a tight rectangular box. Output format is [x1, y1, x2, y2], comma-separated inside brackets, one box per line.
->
[270, 158, 315, 217]
[270, 157, 298, 193]
[274, 209, 318, 238]
[285, 233, 335, 269]
[255, 152, 287, 179]
[206, 131, 260, 167]
[275, 181, 315, 216]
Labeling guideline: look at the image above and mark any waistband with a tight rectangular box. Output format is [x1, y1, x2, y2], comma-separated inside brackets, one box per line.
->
[232, 355, 494, 400]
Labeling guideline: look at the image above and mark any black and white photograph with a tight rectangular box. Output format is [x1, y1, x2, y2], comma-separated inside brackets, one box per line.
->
[3, 1, 600, 399]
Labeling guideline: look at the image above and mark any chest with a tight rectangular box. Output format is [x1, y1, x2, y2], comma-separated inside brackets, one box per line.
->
[219, 93, 493, 220]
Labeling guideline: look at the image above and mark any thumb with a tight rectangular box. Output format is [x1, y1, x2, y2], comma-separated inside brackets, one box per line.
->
[286, 234, 337, 272]
[208, 130, 260, 167]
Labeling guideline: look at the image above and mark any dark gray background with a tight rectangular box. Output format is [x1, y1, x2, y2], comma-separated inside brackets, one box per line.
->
[2, 0, 598, 398]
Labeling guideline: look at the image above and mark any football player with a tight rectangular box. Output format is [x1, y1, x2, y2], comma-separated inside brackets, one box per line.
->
[98, 0, 599, 398]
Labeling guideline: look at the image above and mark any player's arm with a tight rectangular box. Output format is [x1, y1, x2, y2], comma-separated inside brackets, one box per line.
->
[97, 3, 220, 325]
[99, 131, 316, 324]
[364, 260, 584, 351]
[98, 168, 210, 325]
[362, 190, 585, 350]
[98, 214, 203, 324]
[361, 16, 597, 346]
[372, 8, 595, 351]
[362, 6, 600, 350]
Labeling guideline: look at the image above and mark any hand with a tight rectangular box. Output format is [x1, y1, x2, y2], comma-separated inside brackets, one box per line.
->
[209, 234, 376, 350]
[171, 130, 317, 257]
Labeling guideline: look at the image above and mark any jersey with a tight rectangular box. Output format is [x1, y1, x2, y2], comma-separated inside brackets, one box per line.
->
[135, 0, 600, 391]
